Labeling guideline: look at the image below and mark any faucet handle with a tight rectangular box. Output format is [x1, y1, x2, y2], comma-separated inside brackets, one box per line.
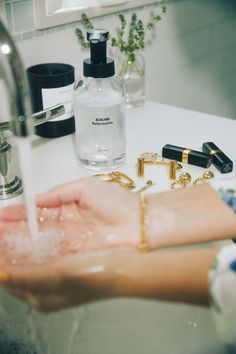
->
[32, 104, 65, 126]
[0, 104, 65, 200]
[0, 104, 65, 132]
[0, 131, 23, 199]
[0, 121, 10, 132]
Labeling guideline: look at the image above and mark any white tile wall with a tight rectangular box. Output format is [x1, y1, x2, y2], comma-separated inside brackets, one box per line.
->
[1, 0, 236, 121]
[12, 0, 34, 33]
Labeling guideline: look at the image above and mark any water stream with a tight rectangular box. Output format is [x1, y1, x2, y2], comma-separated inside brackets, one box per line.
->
[0, 135, 89, 353]
[0, 136, 84, 354]
[15, 137, 39, 241]
[0, 137, 63, 265]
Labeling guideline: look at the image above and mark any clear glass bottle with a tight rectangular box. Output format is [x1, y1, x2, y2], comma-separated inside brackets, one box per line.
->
[119, 52, 145, 108]
[74, 29, 126, 170]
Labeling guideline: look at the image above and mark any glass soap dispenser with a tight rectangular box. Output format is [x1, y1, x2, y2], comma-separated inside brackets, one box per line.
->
[74, 29, 126, 170]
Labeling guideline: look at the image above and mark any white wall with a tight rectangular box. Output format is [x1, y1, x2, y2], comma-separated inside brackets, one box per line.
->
[1, 0, 236, 122]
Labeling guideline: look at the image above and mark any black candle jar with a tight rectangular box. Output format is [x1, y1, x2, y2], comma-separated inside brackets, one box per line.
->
[27, 63, 75, 138]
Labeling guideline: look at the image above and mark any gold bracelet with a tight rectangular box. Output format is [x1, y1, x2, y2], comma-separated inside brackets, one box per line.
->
[139, 192, 149, 252]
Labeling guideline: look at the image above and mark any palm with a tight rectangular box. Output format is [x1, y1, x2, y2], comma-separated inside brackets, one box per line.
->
[0, 178, 138, 261]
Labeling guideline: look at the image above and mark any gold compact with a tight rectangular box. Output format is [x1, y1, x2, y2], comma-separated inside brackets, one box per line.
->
[137, 152, 182, 180]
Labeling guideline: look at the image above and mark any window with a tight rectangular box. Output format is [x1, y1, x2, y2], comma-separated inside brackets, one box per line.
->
[34, 0, 159, 29]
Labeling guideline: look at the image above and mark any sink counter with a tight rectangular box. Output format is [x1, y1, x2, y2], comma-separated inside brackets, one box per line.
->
[31, 100, 236, 194]
[1, 100, 236, 354]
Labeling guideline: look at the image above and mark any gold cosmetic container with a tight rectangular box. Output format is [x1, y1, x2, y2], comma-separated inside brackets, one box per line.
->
[137, 152, 181, 180]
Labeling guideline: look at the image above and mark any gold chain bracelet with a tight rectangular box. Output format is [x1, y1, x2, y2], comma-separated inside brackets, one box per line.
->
[138, 192, 149, 252]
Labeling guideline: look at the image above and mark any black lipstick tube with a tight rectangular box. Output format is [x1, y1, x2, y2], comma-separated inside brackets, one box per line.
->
[162, 144, 212, 168]
[202, 142, 233, 173]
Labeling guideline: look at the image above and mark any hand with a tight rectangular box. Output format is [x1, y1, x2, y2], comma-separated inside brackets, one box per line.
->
[0, 177, 139, 259]
[0, 249, 138, 312]
[0, 247, 218, 312]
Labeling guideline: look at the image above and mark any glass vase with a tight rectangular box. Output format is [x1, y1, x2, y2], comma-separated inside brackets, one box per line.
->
[119, 52, 145, 108]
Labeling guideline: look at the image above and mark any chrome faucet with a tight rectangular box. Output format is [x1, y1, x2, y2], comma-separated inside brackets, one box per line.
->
[0, 19, 65, 199]
[0, 19, 32, 137]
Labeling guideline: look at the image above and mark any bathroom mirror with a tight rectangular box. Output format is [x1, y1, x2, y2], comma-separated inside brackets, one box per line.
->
[34, 0, 159, 29]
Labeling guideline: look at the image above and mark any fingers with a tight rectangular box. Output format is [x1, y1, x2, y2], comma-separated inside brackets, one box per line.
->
[0, 251, 99, 292]
[4, 265, 61, 292]
[0, 259, 82, 312]
[0, 204, 27, 221]
[0, 177, 96, 221]
[31, 293, 71, 313]
[0, 220, 28, 238]
[4, 285, 69, 313]
[0, 177, 96, 223]
[36, 179, 87, 208]
[0, 249, 135, 312]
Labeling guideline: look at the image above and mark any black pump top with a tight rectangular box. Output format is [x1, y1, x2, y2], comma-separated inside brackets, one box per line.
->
[83, 29, 115, 78]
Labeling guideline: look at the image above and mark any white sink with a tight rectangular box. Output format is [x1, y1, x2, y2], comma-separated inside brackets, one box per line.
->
[0, 288, 225, 354]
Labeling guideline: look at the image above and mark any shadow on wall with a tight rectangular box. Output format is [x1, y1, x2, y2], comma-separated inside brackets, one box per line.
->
[172, 0, 236, 119]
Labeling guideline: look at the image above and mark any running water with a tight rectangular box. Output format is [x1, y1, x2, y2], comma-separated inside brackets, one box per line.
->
[0, 136, 67, 265]
[15, 137, 39, 241]
[0, 137, 87, 354]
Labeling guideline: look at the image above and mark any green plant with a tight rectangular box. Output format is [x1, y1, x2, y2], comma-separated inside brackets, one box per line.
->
[111, 1, 166, 62]
[75, 0, 167, 61]
[75, 13, 94, 49]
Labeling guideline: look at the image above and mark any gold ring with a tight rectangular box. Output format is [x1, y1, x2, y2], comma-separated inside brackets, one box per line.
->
[179, 172, 192, 185]
[171, 180, 186, 189]
[203, 171, 214, 180]
[193, 177, 206, 185]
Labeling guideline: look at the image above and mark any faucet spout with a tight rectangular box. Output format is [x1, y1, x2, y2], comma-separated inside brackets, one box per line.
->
[0, 19, 33, 137]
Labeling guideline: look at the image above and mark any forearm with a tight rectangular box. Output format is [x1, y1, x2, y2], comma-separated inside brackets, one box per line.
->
[147, 184, 236, 249]
[112, 248, 218, 306]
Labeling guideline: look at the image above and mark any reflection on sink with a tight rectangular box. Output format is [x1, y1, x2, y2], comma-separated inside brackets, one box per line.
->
[0, 287, 225, 354]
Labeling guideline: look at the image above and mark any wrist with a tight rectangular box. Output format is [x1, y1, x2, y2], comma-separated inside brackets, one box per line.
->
[146, 192, 172, 249]
[146, 184, 236, 250]
[107, 250, 146, 297]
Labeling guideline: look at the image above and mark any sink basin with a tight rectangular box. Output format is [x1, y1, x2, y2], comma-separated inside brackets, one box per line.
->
[1, 101, 235, 353]
[0, 288, 225, 354]
[0, 133, 226, 354]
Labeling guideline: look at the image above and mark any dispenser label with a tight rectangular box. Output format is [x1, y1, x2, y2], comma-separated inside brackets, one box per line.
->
[92, 117, 113, 126]
[76, 101, 126, 155]
[42, 83, 74, 121]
